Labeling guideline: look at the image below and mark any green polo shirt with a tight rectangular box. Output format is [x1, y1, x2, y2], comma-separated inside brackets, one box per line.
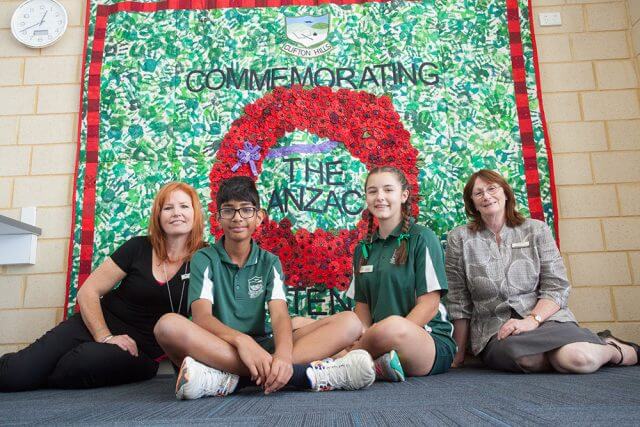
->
[347, 220, 456, 353]
[188, 238, 287, 337]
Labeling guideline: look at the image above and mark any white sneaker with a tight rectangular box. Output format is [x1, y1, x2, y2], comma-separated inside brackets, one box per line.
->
[175, 356, 239, 400]
[307, 349, 375, 391]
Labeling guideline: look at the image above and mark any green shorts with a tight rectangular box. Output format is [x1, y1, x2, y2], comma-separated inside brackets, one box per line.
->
[253, 334, 275, 354]
[428, 334, 455, 376]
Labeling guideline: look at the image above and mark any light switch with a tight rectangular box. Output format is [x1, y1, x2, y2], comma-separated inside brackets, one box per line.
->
[539, 12, 562, 27]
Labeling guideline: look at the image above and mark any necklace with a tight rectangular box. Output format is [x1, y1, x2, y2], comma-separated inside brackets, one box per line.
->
[162, 260, 188, 314]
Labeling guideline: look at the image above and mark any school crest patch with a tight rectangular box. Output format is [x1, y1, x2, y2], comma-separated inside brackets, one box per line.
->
[248, 276, 264, 299]
[282, 14, 333, 58]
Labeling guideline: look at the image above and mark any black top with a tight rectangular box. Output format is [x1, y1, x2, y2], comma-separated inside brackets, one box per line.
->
[101, 236, 189, 358]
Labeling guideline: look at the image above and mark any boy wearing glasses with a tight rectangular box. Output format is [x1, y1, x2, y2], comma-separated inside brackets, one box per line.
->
[154, 176, 375, 399]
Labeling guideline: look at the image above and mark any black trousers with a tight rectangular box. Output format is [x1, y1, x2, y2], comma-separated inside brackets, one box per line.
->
[0, 314, 158, 392]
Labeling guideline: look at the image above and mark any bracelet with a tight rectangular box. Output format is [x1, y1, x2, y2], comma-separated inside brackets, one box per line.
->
[100, 334, 114, 343]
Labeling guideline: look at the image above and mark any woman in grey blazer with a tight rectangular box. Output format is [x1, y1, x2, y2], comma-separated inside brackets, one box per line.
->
[445, 169, 638, 373]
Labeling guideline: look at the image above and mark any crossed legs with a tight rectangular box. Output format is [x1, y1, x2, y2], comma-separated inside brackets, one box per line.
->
[154, 311, 363, 371]
[353, 315, 436, 377]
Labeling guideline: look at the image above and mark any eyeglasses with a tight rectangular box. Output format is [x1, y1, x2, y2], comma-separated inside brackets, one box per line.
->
[472, 185, 501, 200]
[218, 207, 258, 220]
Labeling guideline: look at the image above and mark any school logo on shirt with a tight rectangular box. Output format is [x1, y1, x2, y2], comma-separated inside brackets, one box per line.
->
[389, 250, 398, 265]
[248, 276, 264, 298]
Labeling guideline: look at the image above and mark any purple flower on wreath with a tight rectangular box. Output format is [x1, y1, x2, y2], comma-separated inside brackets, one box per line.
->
[231, 141, 261, 176]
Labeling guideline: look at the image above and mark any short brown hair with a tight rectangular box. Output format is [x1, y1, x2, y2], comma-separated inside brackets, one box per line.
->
[148, 182, 206, 261]
[462, 169, 525, 232]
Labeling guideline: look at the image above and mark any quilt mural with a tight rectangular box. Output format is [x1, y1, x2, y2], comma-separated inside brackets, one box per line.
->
[66, 0, 556, 317]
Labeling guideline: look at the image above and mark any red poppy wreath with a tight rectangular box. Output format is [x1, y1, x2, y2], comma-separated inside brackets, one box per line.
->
[210, 85, 419, 290]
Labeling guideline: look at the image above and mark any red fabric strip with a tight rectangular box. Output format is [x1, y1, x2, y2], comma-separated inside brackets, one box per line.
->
[506, 0, 544, 221]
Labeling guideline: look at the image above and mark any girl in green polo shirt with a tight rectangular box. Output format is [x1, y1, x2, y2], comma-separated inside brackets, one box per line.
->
[346, 166, 457, 380]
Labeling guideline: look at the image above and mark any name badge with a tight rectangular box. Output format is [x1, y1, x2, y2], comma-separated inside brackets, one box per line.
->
[181, 273, 190, 280]
[359, 265, 374, 273]
[511, 241, 530, 249]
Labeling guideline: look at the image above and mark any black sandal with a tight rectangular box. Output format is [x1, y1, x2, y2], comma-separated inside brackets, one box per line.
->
[597, 330, 640, 366]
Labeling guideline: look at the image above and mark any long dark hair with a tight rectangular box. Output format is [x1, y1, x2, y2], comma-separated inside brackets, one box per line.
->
[358, 166, 412, 273]
[462, 169, 525, 232]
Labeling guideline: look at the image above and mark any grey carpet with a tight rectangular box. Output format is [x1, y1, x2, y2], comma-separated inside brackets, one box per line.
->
[1, 366, 639, 426]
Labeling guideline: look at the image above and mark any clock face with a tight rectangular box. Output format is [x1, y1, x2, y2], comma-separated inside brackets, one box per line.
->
[11, 0, 68, 48]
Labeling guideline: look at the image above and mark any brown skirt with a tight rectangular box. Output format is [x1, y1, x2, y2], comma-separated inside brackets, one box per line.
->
[481, 321, 605, 373]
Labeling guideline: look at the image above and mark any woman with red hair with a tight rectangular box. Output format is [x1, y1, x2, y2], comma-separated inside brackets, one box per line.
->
[0, 182, 206, 391]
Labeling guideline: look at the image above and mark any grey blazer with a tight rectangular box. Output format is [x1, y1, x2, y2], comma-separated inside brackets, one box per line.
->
[445, 218, 577, 355]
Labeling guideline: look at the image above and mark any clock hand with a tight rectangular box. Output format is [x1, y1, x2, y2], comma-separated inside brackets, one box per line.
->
[22, 21, 43, 31]
[21, 11, 48, 33]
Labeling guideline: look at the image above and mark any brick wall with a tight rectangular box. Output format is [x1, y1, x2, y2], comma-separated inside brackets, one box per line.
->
[534, 0, 640, 340]
[0, 0, 638, 354]
[0, 0, 83, 354]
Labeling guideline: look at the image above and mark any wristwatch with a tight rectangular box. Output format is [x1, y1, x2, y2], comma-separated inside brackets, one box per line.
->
[529, 313, 542, 325]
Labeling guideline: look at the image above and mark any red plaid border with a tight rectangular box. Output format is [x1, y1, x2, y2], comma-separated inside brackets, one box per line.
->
[506, 0, 549, 224]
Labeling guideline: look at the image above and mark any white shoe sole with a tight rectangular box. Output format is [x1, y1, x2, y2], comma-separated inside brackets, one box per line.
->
[175, 357, 239, 400]
[175, 357, 193, 400]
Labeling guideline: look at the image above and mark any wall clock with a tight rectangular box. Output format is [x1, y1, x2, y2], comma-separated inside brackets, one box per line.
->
[11, 0, 68, 48]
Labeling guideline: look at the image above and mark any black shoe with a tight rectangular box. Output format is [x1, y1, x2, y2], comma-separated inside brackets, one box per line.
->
[597, 330, 640, 366]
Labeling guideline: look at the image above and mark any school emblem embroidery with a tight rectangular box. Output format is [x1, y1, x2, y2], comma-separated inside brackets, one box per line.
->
[248, 276, 264, 299]
[389, 250, 398, 265]
[282, 14, 333, 58]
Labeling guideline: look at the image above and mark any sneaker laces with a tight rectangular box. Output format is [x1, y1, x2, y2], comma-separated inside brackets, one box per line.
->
[200, 367, 233, 396]
[311, 358, 350, 391]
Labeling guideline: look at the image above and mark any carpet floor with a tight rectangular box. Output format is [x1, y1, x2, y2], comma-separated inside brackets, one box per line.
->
[1, 366, 639, 426]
